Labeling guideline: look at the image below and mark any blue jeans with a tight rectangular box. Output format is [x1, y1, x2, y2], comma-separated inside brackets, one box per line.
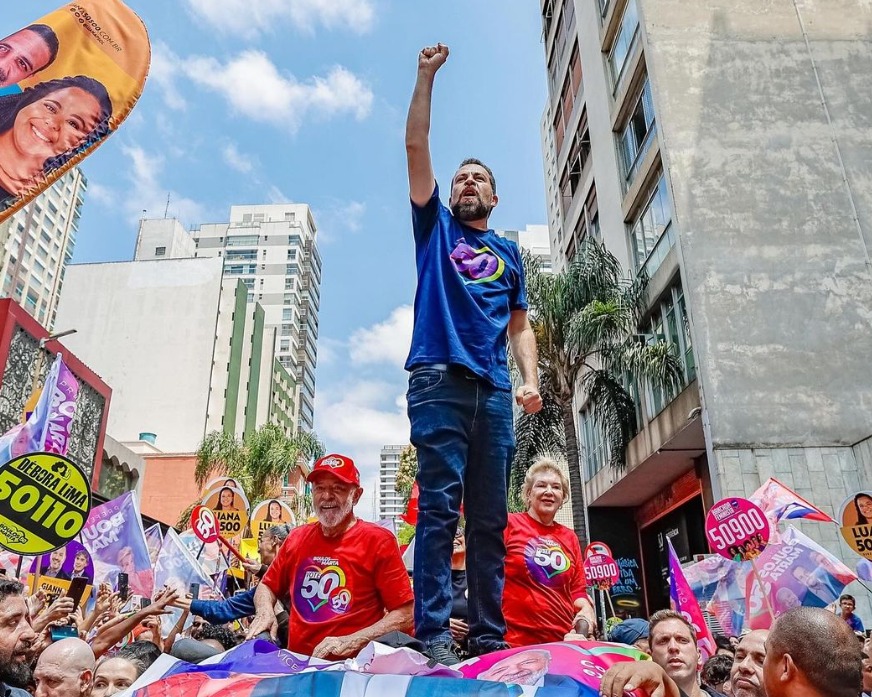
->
[407, 365, 515, 653]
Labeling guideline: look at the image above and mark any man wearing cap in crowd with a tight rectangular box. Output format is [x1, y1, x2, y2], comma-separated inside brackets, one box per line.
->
[609, 618, 650, 654]
[247, 454, 414, 659]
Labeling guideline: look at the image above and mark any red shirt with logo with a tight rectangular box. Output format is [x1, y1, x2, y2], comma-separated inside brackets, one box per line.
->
[262, 520, 413, 657]
[502, 512, 588, 647]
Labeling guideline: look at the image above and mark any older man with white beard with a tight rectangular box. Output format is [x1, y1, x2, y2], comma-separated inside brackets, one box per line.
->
[247, 454, 413, 660]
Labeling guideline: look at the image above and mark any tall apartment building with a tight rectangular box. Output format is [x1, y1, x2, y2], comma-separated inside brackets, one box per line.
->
[136, 206, 321, 433]
[540, 0, 872, 613]
[54, 258, 294, 452]
[0, 167, 86, 329]
[498, 225, 553, 273]
[379, 445, 406, 523]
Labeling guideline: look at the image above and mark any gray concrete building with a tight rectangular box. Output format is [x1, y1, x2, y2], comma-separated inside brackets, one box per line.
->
[379, 445, 406, 524]
[540, 0, 872, 615]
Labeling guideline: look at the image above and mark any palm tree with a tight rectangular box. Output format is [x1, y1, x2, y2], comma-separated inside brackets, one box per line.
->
[194, 423, 324, 512]
[515, 239, 682, 546]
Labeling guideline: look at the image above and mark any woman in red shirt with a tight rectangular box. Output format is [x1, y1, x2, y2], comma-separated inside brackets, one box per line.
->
[502, 457, 597, 646]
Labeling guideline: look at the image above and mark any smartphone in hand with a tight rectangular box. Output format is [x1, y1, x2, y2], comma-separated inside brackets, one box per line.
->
[189, 583, 200, 600]
[66, 576, 88, 608]
[118, 573, 129, 601]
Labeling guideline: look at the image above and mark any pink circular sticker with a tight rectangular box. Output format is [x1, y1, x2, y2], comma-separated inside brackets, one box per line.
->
[705, 497, 771, 562]
[584, 541, 613, 560]
[583, 553, 619, 589]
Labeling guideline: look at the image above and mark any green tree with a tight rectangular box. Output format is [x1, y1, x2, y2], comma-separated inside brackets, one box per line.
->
[513, 240, 682, 546]
[194, 423, 324, 511]
[394, 444, 418, 504]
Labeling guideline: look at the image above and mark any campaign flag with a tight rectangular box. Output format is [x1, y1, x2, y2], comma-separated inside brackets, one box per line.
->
[154, 528, 217, 634]
[80, 491, 153, 598]
[745, 525, 856, 629]
[177, 530, 228, 577]
[668, 539, 715, 660]
[0, 0, 150, 221]
[144, 524, 162, 566]
[0, 354, 78, 462]
[123, 639, 648, 697]
[750, 478, 834, 524]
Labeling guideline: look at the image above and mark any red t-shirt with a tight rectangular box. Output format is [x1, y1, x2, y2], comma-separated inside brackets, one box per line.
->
[502, 512, 587, 647]
[262, 520, 413, 657]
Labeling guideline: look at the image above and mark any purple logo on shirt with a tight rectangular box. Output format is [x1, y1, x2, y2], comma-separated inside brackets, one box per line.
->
[524, 537, 573, 588]
[450, 238, 506, 284]
[293, 556, 353, 622]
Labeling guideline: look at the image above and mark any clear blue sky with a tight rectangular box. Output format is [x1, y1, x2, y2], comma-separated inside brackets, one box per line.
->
[6, 0, 549, 519]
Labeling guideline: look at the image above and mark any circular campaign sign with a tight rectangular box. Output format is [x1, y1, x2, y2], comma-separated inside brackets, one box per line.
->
[250, 499, 296, 541]
[583, 553, 619, 590]
[201, 486, 250, 538]
[584, 541, 613, 560]
[839, 491, 872, 560]
[705, 497, 770, 562]
[191, 506, 220, 544]
[0, 453, 91, 555]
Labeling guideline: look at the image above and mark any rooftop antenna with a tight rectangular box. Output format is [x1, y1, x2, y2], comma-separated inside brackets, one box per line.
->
[164, 192, 171, 219]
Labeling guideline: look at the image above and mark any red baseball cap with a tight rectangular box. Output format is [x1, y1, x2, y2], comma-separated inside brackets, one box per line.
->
[307, 454, 361, 487]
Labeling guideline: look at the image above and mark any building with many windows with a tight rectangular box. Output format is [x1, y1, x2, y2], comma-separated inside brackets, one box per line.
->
[0, 167, 86, 329]
[539, 0, 872, 614]
[379, 445, 406, 523]
[133, 207, 321, 433]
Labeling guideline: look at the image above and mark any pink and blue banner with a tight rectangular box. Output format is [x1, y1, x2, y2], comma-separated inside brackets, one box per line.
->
[125, 639, 648, 697]
[80, 491, 153, 598]
[750, 478, 833, 524]
[667, 539, 715, 660]
[0, 354, 79, 463]
[154, 528, 218, 634]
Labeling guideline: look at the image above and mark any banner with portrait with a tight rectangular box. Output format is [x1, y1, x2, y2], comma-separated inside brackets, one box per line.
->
[29, 539, 93, 583]
[154, 528, 217, 635]
[80, 491, 153, 598]
[27, 574, 92, 609]
[0, 0, 150, 220]
[249, 498, 295, 542]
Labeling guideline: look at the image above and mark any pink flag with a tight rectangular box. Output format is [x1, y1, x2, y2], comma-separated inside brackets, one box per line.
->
[668, 538, 716, 660]
[750, 478, 833, 524]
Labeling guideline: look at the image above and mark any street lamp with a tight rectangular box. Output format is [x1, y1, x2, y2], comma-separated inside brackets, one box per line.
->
[32, 328, 78, 393]
[39, 328, 77, 349]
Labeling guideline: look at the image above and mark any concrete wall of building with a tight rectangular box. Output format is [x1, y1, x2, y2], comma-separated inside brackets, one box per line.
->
[640, 0, 872, 448]
[54, 258, 224, 453]
[134, 218, 195, 261]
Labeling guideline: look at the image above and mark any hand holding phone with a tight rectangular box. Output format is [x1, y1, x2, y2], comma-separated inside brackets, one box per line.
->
[50, 625, 78, 642]
[118, 573, 129, 602]
[66, 577, 88, 608]
[189, 583, 200, 600]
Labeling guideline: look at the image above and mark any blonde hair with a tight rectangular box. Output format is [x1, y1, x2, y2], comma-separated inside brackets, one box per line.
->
[522, 455, 570, 508]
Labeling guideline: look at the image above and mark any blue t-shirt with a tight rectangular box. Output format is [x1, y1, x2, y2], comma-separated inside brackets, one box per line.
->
[405, 183, 527, 391]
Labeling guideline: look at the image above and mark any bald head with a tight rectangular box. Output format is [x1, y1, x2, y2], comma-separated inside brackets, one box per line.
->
[764, 607, 861, 697]
[35, 638, 95, 697]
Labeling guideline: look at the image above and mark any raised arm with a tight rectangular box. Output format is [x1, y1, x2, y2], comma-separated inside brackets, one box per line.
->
[508, 310, 542, 414]
[406, 43, 449, 206]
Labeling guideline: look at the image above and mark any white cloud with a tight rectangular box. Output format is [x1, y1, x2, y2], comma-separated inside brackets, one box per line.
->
[115, 144, 206, 224]
[222, 142, 256, 174]
[149, 42, 187, 111]
[314, 379, 409, 521]
[267, 186, 292, 204]
[315, 199, 367, 243]
[182, 52, 373, 132]
[349, 305, 413, 368]
[184, 0, 375, 38]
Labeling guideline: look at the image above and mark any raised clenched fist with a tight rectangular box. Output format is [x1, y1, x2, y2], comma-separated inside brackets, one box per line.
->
[418, 43, 449, 74]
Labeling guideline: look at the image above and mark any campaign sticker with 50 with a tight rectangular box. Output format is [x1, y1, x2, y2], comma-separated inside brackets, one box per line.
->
[0, 453, 91, 555]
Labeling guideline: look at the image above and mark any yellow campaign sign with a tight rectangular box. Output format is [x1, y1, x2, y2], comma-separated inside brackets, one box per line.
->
[0, 452, 91, 555]
[249, 499, 296, 543]
[839, 491, 872, 560]
[201, 486, 249, 539]
[27, 575, 91, 609]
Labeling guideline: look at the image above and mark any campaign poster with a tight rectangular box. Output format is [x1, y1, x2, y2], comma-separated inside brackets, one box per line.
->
[29, 539, 93, 582]
[839, 491, 872, 560]
[27, 574, 91, 609]
[80, 491, 153, 597]
[250, 498, 295, 542]
[0, 0, 150, 220]
[201, 486, 250, 539]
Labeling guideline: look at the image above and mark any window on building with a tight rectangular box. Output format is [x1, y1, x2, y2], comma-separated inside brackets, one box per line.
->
[579, 408, 611, 482]
[242, 213, 252, 223]
[225, 249, 257, 261]
[154, 246, 166, 257]
[280, 340, 290, 352]
[629, 170, 674, 274]
[609, 0, 639, 92]
[284, 212, 295, 222]
[282, 308, 293, 321]
[558, 111, 591, 218]
[619, 78, 656, 185]
[286, 249, 296, 260]
[281, 324, 293, 337]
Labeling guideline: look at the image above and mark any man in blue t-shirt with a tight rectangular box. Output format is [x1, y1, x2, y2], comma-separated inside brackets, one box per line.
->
[404, 42, 542, 665]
